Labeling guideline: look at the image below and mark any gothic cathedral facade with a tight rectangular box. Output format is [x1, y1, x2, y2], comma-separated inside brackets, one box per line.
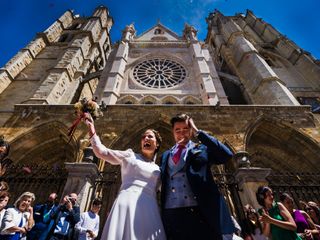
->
[0, 6, 319, 223]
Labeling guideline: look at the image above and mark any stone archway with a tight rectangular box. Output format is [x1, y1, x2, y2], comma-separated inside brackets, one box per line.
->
[141, 95, 158, 104]
[245, 120, 320, 172]
[116, 95, 139, 104]
[9, 121, 78, 166]
[161, 95, 179, 105]
[2, 121, 77, 204]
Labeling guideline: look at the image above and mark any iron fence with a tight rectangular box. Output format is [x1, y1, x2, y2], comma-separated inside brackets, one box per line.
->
[0, 164, 67, 204]
[267, 171, 320, 208]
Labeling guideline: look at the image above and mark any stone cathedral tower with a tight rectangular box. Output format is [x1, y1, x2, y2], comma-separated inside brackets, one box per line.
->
[0, 6, 113, 125]
[205, 10, 319, 107]
[0, 6, 319, 229]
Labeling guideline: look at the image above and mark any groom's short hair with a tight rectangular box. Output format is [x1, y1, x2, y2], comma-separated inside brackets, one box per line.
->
[170, 113, 190, 127]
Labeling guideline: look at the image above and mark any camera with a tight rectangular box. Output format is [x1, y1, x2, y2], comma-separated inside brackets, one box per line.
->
[66, 196, 76, 205]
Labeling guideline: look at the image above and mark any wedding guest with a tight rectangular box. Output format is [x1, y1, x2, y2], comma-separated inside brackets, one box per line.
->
[280, 193, 319, 239]
[242, 204, 267, 240]
[0, 135, 12, 177]
[0, 135, 10, 161]
[0, 191, 10, 225]
[0, 182, 9, 193]
[84, 112, 166, 240]
[49, 193, 80, 240]
[256, 186, 300, 240]
[0, 192, 35, 240]
[27, 192, 59, 240]
[299, 201, 308, 212]
[75, 198, 102, 240]
[306, 202, 320, 228]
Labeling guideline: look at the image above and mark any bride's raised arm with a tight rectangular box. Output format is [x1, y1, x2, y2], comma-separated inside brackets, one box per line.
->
[84, 112, 132, 165]
[90, 134, 132, 165]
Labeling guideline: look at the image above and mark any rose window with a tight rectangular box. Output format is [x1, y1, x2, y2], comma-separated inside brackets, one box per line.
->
[133, 58, 186, 88]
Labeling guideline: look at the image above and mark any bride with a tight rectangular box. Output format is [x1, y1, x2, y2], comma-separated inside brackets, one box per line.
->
[84, 113, 166, 240]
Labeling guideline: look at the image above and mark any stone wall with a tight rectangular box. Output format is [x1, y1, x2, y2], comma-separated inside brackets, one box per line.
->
[1, 104, 318, 172]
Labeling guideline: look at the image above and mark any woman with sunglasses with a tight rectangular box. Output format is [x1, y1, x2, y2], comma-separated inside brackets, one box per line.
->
[256, 186, 301, 240]
[84, 113, 166, 240]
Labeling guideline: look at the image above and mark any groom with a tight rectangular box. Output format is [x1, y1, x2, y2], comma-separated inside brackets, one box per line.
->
[160, 113, 235, 239]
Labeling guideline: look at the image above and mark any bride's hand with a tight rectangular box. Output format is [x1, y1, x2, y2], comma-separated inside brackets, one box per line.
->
[83, 113, 96, 137]
[83, 112, 94, 126]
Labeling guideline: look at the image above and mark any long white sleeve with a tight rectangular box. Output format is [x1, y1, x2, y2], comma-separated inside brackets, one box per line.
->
[75, 212, 100, 240]
[90, 134, 133, 165]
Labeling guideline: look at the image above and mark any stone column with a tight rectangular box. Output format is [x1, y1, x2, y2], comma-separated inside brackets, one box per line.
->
[235, 167, 271, 210]
[62, 162, 99, 212]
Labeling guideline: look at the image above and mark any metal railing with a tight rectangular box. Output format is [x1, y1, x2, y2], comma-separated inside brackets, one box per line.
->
[0, 164, 67, 204]
[267, 171, 320, 207]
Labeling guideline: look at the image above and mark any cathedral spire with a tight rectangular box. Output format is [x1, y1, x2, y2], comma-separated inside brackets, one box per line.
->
[122, 23, 136, 42]
[183, 23, 198, 41]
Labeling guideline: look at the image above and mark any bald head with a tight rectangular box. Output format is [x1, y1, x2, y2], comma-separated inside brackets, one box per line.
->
[48, 193, 57, 201]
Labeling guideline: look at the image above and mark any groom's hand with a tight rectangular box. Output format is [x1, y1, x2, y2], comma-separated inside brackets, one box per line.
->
[187, 117, 199, 136]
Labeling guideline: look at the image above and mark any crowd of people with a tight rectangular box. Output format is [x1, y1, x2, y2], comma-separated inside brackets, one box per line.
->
[0, 113, 319, 240]
[241, 187, 320, 240]
[0, 186, 101, 240]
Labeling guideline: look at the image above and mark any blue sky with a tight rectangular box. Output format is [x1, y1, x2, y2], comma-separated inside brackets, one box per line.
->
[0, 0, 319, 67]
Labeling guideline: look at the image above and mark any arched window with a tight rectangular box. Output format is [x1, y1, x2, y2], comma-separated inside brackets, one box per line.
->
[154, 29, 163, 35]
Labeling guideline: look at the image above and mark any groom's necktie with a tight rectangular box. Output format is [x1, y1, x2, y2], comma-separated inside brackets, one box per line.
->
[172, 145, 185, 164]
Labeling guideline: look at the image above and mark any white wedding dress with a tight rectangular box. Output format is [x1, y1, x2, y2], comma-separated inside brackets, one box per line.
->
[91, 135, 166, 240]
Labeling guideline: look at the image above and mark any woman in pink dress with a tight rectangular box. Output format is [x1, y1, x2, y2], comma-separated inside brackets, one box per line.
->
[280, 193, 319, 239]
[84, 113, 166, 240]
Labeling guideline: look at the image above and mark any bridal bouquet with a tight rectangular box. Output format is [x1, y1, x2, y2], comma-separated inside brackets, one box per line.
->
[74, 98, 103, 120]
[68, 98, 103, 140]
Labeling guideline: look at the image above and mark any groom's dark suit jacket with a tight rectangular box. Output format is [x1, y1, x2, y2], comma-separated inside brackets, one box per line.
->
[160, 130, 235, 236]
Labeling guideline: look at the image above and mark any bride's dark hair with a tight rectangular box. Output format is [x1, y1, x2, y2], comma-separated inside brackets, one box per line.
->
[145, 129, 162, 153]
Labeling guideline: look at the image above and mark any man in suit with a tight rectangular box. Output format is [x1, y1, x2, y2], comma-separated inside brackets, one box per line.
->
[160, 113, 235, 240]
[27, 192, 59, 240]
